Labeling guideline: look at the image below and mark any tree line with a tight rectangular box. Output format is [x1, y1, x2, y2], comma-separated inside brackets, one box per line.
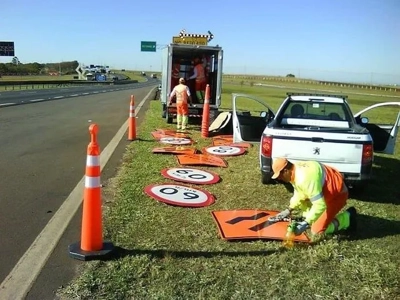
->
[0, 57, 79, 76]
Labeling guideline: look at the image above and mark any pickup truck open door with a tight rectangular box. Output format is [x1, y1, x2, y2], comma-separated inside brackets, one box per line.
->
[354, 102, 400, 155]
[232, 93, 275, 143]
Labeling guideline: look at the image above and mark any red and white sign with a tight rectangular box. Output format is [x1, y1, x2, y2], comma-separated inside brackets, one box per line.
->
[160, 167, 220, 185]
[159, 137, 192, 145]
[144, 184, 215, 207]
[203, 145, 246, 156]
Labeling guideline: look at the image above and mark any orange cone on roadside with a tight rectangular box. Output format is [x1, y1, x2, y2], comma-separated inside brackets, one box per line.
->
[68, 124, 114, 261]
[128, 95, 137, 141]
[201, 84, 211, 138]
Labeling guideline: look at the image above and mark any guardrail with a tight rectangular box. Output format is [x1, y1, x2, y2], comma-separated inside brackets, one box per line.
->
[0, 78, 139, 91]
[222, 75, 400, 93]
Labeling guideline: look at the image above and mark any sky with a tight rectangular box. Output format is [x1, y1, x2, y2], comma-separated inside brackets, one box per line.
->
[1, 0, 399, 84]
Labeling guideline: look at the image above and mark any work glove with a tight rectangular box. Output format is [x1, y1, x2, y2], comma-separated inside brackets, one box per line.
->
[293, 221, 309, 236]
[269, 208, 291, 222]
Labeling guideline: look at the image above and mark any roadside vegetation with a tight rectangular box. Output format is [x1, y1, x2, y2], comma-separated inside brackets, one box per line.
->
[58, 82, 400, 299]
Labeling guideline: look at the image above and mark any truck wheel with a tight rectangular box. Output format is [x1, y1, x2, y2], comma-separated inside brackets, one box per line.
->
[261, 172, 272, 184]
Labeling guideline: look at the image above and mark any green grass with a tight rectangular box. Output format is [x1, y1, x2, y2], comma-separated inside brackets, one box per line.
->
[58, 84, 400, 299]
[115, 70, 148, 82]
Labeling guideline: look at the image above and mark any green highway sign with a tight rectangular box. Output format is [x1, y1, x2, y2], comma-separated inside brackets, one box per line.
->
[141, 41, 156, 52]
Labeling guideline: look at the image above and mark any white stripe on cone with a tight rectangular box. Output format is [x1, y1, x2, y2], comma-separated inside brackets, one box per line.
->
[85, 176, 101, 188]
[86, 155, 100, 166]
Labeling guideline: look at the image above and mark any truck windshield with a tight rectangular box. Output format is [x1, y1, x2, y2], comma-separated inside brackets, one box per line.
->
[279, 100, 352, 129]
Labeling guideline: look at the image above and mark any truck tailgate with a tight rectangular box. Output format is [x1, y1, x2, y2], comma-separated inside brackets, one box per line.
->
[271, 136, 363, 173]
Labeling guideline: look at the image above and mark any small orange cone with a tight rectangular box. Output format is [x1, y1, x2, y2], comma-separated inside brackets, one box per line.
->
[128, 95, 137, 141]
[69, 124, 114, 261]
[201, 84, 211, 138]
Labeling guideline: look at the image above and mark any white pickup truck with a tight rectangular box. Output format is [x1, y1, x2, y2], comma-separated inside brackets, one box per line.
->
[231, 92, 400, 190]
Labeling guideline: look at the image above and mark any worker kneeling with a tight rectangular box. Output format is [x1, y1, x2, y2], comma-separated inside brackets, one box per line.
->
[169, 78, 193, 131]
[269, 158, 357, 239]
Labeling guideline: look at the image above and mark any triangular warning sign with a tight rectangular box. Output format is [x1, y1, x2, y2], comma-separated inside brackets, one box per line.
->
[177, 154, 228, 167]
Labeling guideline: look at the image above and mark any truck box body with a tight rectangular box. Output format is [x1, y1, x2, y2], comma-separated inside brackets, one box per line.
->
[160, 44, 223, 123]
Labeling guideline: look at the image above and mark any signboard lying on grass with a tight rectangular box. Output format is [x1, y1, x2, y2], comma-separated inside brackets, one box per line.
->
[211, 209, 311, 243]
[144, 183, 215, 207]
[161, 167, 220, 185]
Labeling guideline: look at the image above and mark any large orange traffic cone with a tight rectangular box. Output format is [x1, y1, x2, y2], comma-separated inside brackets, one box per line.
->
[128, 95, 137, 141]
[69, 124, 114, 261]
[201, 84, 211, 138]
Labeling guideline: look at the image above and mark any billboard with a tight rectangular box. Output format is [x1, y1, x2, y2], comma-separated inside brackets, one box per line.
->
[0, 41, 15, 56]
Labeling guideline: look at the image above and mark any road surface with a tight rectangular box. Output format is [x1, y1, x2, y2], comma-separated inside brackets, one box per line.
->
[0, 83, 157, 299]
[0, 77, 158, 107]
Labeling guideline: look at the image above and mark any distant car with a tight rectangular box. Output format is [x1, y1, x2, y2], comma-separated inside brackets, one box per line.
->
[230, 92, 400, 190]
[151, 73, 157, 78]
[141, 71, 146, 76]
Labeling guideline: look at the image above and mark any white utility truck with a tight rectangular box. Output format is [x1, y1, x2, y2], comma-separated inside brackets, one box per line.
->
[160, 31, 223, 124]
[230, 92, 400, 191]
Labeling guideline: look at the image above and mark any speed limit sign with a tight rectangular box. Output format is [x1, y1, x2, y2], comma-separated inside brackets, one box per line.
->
[160, 167, 220, 185]
[203, 145, 246, 156]
[159, 137, 192, 145]
[144, 184, 215, 207]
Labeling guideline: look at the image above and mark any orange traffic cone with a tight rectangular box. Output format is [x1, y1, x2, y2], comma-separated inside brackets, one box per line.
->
[69, 124, 114, 261]
[201, 84, 211, 138]
[128, 95, 137, 141]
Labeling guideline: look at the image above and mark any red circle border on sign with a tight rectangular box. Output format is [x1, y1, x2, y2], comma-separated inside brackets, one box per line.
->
[203, 146, 247, 156]
[144, 183, 216, 208]
[160, 168, 221, 185]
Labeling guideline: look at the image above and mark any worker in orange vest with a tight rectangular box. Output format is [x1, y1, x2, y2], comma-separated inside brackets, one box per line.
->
[268, 158, 357, 239]
[188, 57, 206, 103]
[168, 77, 192, 131]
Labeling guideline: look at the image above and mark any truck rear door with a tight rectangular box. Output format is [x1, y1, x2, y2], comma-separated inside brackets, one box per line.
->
[160, 46, 172, 105]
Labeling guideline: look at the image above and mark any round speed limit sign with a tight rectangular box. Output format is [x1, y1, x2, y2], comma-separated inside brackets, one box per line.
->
[144, 184, 215, 207]
[161, 167, 220, 185]
[203, 145, 246, 156]
[159, 137, 192, 145]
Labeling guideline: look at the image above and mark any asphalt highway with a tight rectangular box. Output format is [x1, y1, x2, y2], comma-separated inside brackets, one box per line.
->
[0, 77, 158, 107]
[0, 82, 157, 299]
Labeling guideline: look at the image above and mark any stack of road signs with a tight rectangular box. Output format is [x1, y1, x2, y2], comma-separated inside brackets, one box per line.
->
[176, 154, 228, 167]
[202, 145, 247, 157]
[159, 137, 193, 145]
[144, 167, 220, 208]
[160, 167, 220, 185]
[211, 209, 311, 243]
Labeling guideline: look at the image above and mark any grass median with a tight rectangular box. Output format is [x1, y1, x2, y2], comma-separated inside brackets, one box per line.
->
[59, 84, 400, 299]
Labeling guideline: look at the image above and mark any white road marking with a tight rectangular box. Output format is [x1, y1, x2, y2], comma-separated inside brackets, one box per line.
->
[0, 86, 156, 299]
[52, 96, 64, 99]
[70, 94, 80, 97]
[82, 92, 89, 95]
[30, 99, 45, 102]
[0, 102, 16, 106]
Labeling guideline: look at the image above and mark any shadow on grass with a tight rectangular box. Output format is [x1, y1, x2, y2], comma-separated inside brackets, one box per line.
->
[110, 246, 282, 260]
[350, 155, 400, 205]
[344, 213, 400, 241]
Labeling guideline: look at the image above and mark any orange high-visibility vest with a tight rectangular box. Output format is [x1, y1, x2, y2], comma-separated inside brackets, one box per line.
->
[195, 64, 205, 82]
[175, 84, 189, 104]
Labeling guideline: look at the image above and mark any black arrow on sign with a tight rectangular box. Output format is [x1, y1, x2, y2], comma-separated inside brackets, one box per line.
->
[225, 212, 269, 225]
